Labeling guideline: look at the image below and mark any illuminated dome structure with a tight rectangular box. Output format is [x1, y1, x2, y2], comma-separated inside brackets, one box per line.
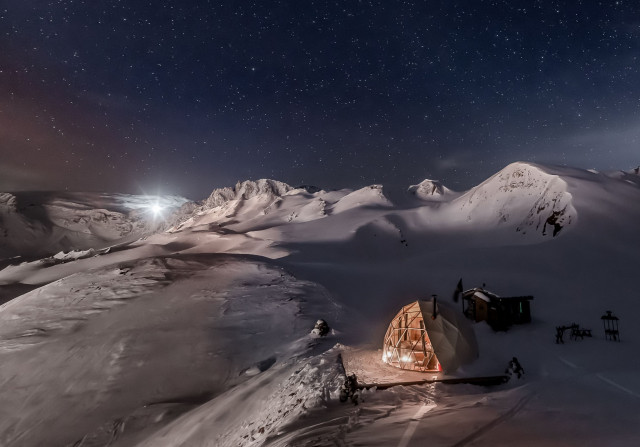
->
[382, 299, 478, 374]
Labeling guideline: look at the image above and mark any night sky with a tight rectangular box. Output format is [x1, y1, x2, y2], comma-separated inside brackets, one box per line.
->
[2, 1, 639, 199]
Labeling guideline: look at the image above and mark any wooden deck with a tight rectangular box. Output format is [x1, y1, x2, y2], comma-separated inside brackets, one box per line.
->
[358, 375, 509, 390]
[341, 345, 508, 390]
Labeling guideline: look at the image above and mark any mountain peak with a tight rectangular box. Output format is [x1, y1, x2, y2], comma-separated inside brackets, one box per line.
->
[408, 179, 452, 201]
[452, 161, 576, 238]
[204, 179, 293, 208]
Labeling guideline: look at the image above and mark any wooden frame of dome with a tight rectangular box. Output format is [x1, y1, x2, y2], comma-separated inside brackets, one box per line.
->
[382, 301, 441, 372]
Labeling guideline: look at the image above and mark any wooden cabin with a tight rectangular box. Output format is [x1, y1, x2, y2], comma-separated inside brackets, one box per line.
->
[462, 288, 533, 330]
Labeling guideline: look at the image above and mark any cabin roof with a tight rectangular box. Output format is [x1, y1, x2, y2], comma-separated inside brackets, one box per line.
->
[472, 291, 491, 302]
[463, 288, 499, 301]
[462, 288, 533, 302]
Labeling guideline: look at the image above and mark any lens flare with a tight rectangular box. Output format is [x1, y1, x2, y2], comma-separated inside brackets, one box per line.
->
[149, 203, 164, 217]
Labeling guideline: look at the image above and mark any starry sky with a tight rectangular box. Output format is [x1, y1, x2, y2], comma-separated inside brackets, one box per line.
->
[1, 1, 639, 199]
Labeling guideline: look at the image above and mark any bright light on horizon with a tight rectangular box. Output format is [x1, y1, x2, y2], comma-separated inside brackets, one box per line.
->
[150, 203, 163, 216]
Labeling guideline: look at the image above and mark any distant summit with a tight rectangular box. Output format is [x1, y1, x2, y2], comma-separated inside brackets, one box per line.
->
[451, 162, 576, 238]
[407, 179, 453, 201]
[204, 179, 293, 208]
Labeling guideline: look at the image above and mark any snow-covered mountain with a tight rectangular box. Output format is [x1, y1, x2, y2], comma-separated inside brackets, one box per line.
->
[447, 162, 577, 238]
[204, 179, 293, 208]
[168, 180, 332, 233]
[0, 192, 187, 259]
[1, 162, 640, 446]
[162, 161, 635, 252]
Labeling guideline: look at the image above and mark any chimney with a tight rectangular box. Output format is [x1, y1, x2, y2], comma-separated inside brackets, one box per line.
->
[432, 294, 438, 319]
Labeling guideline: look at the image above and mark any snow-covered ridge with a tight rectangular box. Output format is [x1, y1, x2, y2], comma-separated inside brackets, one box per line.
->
[166, 163, 626, 245]
[331, 184, 392, 214]
[6, 162, 636, 262]
[605, 165, 640, 187]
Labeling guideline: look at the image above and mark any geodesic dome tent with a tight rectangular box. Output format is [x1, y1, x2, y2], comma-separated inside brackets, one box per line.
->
[382, 299, 478, 374]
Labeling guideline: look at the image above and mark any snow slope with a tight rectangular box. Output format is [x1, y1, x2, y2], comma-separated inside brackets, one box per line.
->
[0, 254, 340, 446]
[1, 161, 640, 446]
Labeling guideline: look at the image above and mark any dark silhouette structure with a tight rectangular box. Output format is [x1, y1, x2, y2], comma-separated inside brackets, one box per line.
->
[601, 311, 620, 341]
[462, 288, 533, 330]
[506, 357, 525, 379]
[555, 323, 592, 344]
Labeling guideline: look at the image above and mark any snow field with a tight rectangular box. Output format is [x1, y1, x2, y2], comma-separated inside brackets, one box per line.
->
[1, 162, 640, 445]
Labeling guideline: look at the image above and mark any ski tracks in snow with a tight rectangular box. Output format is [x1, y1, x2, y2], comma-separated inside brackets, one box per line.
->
[396, 402, 437, 447]
[595, 374, 640, 399]
[449, 391, 534, 447]
[557, 355, 640, 399]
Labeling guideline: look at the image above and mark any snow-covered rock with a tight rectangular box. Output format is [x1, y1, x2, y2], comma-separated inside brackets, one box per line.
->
[285, 197, 328, 223]
[0, 193, 18, 212]
[408, 179, 453, 201]
[204, 179, 293, 209]
[168, 181, 337, 233]
[164, 200, 202, 231]
[171, 179, 296, 229]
